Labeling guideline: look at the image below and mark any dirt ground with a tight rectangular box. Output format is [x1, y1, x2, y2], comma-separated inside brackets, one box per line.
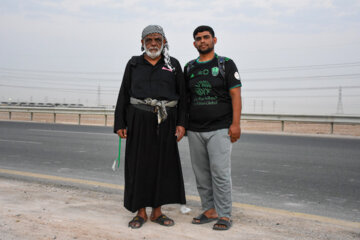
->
[0, 177, 359, 240]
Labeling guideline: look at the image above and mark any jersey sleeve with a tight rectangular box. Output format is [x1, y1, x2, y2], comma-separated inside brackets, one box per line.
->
[225, 59, 242, 89]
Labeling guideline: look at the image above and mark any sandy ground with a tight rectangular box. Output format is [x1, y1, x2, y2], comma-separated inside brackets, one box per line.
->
[0, 177, 359, 240]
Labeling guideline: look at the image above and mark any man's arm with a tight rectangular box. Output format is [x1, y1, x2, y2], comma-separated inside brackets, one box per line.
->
[228, 86, 242, 143]
[114, 60, 132, 137]
[174, 58, 186, 142]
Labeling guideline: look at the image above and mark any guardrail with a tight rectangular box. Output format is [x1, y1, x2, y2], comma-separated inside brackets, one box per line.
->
[242, 113, 360, 133]
[0, 106, 113, 126]
[1, 106, 360, 134]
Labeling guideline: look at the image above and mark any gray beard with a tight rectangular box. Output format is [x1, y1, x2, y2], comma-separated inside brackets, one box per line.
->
[144, 43, 163, 59]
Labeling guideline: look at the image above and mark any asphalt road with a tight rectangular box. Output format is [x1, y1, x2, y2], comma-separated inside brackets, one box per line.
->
[0, 121, 359, 222]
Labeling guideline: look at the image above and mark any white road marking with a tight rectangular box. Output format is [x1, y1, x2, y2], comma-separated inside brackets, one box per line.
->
[28, 129, 112, 136]
[0, 139, 42, 144]
[253, 169, 270, 173]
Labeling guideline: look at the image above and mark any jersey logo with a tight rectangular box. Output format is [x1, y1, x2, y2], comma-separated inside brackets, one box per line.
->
[195, 80, 211, 96]
[193, 80, 218, 105]
[197, 69, 209, 76]
[212, 67, 219, 76]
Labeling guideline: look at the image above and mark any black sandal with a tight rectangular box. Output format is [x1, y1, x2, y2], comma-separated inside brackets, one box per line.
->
[151, 214, 175, 227]
[128, 215, 146, 229]
[192, 213, 218, 224]
[213, 219, 232, 230]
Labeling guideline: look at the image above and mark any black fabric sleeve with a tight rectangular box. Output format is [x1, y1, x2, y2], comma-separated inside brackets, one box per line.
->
[173, 58, 186, 127]
[113, 60, 132, 133]
[225, 59, 242, 89]
[183, 63, 190, 129]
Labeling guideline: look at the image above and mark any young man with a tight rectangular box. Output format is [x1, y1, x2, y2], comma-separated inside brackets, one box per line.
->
[114, 25, 186, 229]
[184, 25, 242, 230]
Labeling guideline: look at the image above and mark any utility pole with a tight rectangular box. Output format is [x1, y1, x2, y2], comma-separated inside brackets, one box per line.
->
[273, 100, 276, 113]
[336, 86, 344, 114]
[97, 84, 101, 107]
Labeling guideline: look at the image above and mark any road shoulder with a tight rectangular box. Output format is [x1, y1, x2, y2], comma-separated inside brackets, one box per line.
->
[1, 177, 359, 240]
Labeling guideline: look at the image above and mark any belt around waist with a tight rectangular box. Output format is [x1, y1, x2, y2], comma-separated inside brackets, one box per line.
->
[131, 104, 175, 113]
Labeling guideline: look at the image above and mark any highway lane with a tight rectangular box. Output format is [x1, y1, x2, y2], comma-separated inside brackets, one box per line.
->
[0, 121, 359, 222]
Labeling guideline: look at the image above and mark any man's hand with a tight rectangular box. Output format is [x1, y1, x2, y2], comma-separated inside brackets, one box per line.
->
[175, 126, 185, 142]
[117, 129, 127, 139]
[229, 86, 241, 143]
[228, 123, 241, 143]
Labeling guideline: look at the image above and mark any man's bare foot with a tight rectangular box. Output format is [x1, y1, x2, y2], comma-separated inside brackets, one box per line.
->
[128, 208, 147, 228]
[192, 208, 218, 224]
[213, 217, 232, 230]
[150, 206, 174, 226]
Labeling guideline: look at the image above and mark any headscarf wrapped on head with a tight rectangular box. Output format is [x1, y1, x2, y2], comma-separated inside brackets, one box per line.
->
[141, 25, 174, 71]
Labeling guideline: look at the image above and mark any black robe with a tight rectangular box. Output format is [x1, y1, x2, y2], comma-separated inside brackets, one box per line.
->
[114, 54, 186, 212]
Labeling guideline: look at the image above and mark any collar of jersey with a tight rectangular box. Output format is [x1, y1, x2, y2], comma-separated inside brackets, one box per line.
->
[196, 53, 218, 64]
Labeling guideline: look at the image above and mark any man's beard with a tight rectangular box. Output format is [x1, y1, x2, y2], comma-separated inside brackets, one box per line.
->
[196, 45, 214, 54]
[144, 43, 164, 59]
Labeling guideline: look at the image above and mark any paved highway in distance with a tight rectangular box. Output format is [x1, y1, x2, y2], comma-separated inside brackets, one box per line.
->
[0, 121, 359, 222]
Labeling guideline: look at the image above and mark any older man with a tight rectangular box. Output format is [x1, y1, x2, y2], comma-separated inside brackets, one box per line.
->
[114, 25, 186, 229]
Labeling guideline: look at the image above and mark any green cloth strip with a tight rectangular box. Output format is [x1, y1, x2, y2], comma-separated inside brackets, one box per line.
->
[117, 137, 121, 168]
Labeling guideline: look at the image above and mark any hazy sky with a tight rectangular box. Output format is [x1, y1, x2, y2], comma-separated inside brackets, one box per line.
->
[1, 0, 360, 115]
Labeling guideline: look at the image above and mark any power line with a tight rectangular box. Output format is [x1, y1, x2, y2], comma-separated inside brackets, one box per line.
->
[2, 83, 360, 93]
[244, 73, 360, 82]
[0, 74, 120, 82]
[2, 71, 360, 84]
[2, 60, 360, 76]
[241, 61, 360, 73]
[0, 67, 122, 75]
[243, 94, 360, 98]
[245, 86, 360, 92]
[0, 84, 118, 94]
[0, 78, 120, 87]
